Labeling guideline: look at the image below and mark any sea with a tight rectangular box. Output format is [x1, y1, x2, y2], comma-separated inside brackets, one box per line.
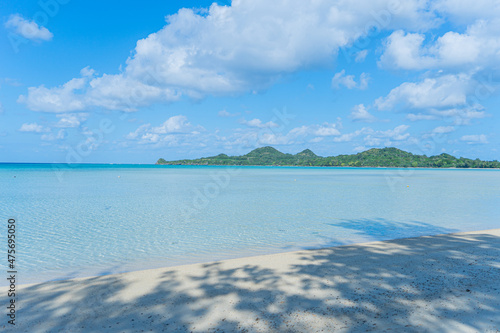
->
[1, 163, 499, 286]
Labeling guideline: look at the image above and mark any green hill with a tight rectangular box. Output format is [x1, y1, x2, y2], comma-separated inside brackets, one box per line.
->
[296, 149, 318, 158]
[156, 147, 500, 168]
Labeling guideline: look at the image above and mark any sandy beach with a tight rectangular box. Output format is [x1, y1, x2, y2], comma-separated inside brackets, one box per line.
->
[2, 229, 500, 332]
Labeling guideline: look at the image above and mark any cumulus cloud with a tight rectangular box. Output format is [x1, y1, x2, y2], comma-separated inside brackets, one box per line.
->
[126, 115, 200, 145]
[20, 0, 439, 112]
[18, 70, 180, 113]
[375, 74, 471, 110]
[313, 123, 341, 136]
[55, 113, 89, 128]
[430, 107, 488, 125]
[333, 129, 366, 143]
[355, 50, 368, 63]
[221, 120, 342, 148]
[406, 113, 438, 121]
[379, 31, 436, 70]
[373, 124, 410, 141]
[332, 125, 411, 145]
[406, 105, 487, 124]
[460, 134, 488, 144]
[41, 129, 66, 141]
[257, 133, 292, 145]
[5, 14, 53, 41]
[217, 128, 291, 148]
[218, 110, 238, 117]
[331, 70, 369, 89]
[379, 29, 481, 70]
[240, 118, 279, 129]
[432, 0, 500, 25]
[19, 123, 50, 133]
[422, 125, 455, 138]
[350, 104, 378, 122]
[379, 18, 500, 71]
[432, 126, 455, 134]
[18, 77, 88, 112]
[288, 122, 341, 139]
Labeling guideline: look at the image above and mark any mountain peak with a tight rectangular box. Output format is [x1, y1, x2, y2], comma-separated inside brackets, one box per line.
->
[296, 149, 317, 157]
[360, 147, 411, 156]
[245, 146, 285, 157]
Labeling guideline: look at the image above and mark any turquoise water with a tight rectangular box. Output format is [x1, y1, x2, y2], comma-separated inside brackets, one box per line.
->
[1, 164, 499, 285]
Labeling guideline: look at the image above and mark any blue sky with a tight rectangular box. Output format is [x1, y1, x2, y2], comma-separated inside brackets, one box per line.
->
[1, 0, 499, 163]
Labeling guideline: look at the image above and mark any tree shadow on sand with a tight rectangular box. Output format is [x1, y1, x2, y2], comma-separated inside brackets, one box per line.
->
[307, 217, 458, 249]
[2, 219, 500, 332]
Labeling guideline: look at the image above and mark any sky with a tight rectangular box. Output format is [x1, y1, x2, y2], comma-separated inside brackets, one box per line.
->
[0, 0, 499, 163]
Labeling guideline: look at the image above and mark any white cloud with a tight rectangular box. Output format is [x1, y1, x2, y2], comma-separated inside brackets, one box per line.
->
[288, 122, 341, 138]
[430, 107, 488, 125]
[460, 134, 488, 144]
[218, 129, 292, 148]
[80, 66, 96, 78]
[126, 115, 200, 145]
[19, 123, 50, 133]
[422, 125, 455, 138]
[433, 31, 481, 66]
[20, 0, 439, 112]
[41, 129, 66, 141]
[313, 123, 341, 136]
[406, 106, 487, 124]
[407, 113, 438, 121]
[218, 110, 238, 117]
[373, 124, 410, 141]
[309, 137, 323, 143]
[331, 70, 369, 90]
[355, 50, 368, 62]
[432, 126, 455, 134]
[350, 104, 378, 123]
[3, 78, 22, 87]
[358, 73, 369, 90]
[55, 113, 89, 128]
[379, 29, 481, 70]
[5, 14, 53, 41]
[331, 125, 410, 144]
[221, 120, 343, 148]
[333, 129, 366, 142]
[258, 133, 291, 145]
[85, 74, 180, 111]
[379, 30, 435, 70]
[375, 74, 471, 110]
[18, 70, 181, 113]
[150, 115, 192, 134]
[240, 118, 279, 129]
[353, 145, 367, 152]
[332, 70, 356, 89]
[379, 18, 500, 71]
[432, 0, 500, 25]
[18, 77, 88, 113]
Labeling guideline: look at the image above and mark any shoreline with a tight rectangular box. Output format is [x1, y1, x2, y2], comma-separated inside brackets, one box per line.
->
[2, 162, 499, 170]
[157, 164, 500, 170]
[2, 228, 500, 332]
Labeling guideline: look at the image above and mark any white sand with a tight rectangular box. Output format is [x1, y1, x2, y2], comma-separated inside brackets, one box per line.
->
[2, 229, 500, 332]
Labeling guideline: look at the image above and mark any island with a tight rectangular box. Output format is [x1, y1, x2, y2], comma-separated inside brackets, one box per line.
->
[157, 147, 500, 168]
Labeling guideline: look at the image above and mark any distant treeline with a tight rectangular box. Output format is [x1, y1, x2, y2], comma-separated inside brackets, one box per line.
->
[157, 146, 500, 168]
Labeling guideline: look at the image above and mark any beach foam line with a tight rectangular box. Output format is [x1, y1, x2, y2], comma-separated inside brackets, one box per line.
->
[2, 229, 500, 332]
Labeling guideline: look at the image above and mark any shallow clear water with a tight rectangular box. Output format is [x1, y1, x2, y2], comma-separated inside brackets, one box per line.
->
[1, 164, 499, 285]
